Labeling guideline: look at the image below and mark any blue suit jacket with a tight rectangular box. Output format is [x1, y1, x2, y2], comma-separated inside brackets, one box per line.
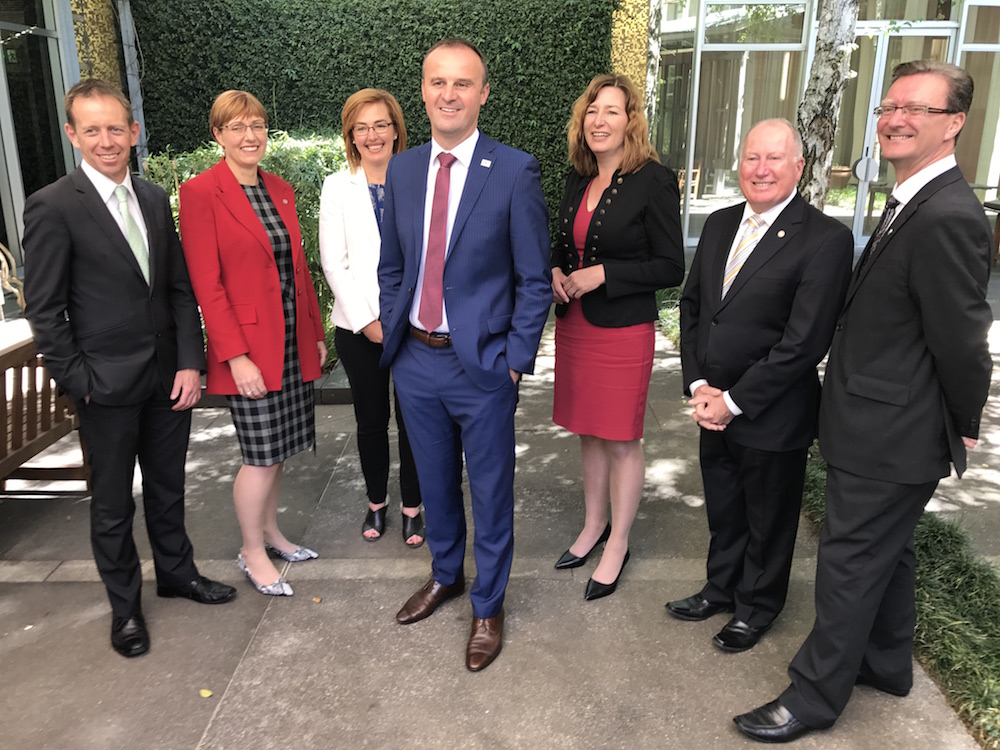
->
[378, 133, 552, 391]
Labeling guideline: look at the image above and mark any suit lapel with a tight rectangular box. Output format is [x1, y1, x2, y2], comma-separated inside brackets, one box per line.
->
[843, 167, 962, 307]
[70, 169, 148, 285]
[409, 144, 432, 258]
[133, 178, 158, 288]
[716, 196, 805, 309]
[448, 135, 496, 258]
[711, 207, 743, 302]
[260, 171, 300, 251]
[211, 160, 274, 262]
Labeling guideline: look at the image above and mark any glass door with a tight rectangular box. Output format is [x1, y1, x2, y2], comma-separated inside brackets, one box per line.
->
[824, 25, 954, 248]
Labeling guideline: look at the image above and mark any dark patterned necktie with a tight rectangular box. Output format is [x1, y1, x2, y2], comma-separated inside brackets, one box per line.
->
[858, 196, 900, 270]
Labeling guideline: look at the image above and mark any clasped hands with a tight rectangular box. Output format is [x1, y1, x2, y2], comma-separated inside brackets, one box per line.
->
[690, 384, 734, 431]
[552, 266, 605, 303]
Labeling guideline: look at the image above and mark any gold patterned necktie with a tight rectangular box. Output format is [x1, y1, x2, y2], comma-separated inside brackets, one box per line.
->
[114, 184, 150, 284]
[722, 214, 764, 298]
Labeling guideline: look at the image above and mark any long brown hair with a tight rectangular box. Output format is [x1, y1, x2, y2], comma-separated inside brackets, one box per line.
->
[567, 73, 658, 176]
[341, 88, 407, 170]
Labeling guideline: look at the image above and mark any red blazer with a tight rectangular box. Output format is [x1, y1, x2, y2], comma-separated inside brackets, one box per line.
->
[179, 160, 324, 395]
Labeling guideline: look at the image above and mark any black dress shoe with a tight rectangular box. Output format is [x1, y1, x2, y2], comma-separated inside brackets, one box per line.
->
[855, 672, 911, 697]
[584, 550, 630, 601]
[665, 593, 734, 621]
[555, 523, 611, 569]
[733, 699, 812, 743]
[157, 575, 237, 604]
[363, 505, 387, 541]
[111, 614, 150, 658]
[713, 617, 770, 652]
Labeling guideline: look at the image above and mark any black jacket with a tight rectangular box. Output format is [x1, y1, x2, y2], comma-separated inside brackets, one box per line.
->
[551, 161, 684, 327]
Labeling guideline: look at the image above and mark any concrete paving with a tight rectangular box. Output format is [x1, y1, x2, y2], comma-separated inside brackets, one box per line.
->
[3, 299, 999, 749]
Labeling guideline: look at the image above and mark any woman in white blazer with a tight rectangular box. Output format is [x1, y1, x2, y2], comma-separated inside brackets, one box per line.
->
[320, 89, 424, 546]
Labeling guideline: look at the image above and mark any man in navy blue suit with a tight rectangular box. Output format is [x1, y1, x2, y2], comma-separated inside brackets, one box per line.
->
[378, 38, 551, 671]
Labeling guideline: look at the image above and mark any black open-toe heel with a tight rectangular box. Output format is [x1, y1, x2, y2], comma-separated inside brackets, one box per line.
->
[402, 511, 425, 549]
[362, 505, 387, 541]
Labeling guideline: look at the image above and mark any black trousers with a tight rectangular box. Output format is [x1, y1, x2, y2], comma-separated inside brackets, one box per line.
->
[77, 389, 198, 618]
[335, 326, 420, 508]
[781, 466, 938, 728]
[698, 430, 807, 629]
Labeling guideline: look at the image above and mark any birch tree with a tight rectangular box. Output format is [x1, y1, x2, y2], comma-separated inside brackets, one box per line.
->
[645, 0, 663, 127]
[797, 0, 861, 209]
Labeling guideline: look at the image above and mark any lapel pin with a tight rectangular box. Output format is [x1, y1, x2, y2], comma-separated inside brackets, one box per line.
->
[777, 230, 785, 238]
[480, 159, 492, 168]
[283, 199, 288, 204]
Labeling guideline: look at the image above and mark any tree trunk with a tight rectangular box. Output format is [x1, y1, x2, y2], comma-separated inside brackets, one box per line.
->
[645, 0, 662, 127]
[797, 0, 860, 210]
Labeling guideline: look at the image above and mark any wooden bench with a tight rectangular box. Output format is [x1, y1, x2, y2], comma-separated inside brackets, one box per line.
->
[1, 319, 88, 490]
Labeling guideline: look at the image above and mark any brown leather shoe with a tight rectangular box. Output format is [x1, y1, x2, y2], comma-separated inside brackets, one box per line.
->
[396, 575, 465, 624]
[466, 609, 504, 672]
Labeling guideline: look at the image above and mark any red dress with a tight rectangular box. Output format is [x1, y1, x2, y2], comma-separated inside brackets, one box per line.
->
[552, 186, 655, 440]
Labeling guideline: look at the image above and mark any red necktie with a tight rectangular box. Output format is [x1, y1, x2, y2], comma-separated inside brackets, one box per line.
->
[419, 152, 457, 332]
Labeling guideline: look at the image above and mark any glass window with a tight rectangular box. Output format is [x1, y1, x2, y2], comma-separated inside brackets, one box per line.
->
[964, 5, 1000, 43]
[959, 51, 1000, 200]
[0, 1, 47, 27]
[3, 30, 65, 197]
[687, 49, 804, 236]
[705, 4, 806, 44]
[858, 0, 952, 21]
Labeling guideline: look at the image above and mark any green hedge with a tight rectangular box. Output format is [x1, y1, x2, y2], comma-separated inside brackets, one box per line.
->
[132, 0, 617, 219]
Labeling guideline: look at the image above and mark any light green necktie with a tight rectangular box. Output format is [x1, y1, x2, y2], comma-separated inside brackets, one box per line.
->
[114, 184, 150, 284]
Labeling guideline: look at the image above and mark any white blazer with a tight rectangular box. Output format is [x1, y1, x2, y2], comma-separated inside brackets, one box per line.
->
[319, 167, 383, 333]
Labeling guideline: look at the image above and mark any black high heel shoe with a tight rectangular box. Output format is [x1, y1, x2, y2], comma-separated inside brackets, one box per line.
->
[584, 550, 630, 601]
[554, 523, 611, 570]
[362, 505, 387, 541]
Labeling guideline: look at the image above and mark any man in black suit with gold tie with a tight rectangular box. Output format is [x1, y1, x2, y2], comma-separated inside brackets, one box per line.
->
[668, 118, 853, 652]
[23, 80, 236, 659]
[735, 61, 993, 743]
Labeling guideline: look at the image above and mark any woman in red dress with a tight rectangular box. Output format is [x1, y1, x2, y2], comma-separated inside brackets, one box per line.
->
[551, 74, 684, 600]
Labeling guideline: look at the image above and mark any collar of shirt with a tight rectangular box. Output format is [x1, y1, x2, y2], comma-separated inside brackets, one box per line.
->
[429, 129, 480, 170]
[889, 153, 957, 211]
[80, 159, 138, 205]
[740, 190, 796, 231]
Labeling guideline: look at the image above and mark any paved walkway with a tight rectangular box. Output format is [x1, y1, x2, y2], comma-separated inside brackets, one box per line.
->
[2, 305, 998, 749]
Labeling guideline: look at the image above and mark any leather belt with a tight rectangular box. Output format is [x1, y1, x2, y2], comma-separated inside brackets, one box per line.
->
[410, 326, 452, 348]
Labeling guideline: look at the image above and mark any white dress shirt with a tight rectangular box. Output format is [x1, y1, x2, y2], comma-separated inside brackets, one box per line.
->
[80, 160, 150, 251]
[409, 129, 480, 333]
[884, 154, 957, 226]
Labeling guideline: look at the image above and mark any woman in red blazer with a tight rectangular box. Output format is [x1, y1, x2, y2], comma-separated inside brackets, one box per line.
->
[179, 90, 326, 597]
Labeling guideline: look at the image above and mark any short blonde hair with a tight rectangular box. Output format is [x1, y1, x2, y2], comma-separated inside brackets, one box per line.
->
[567, 74, 658, 177]
[341, 88, 407, 170]
[209, 90, 267, 136]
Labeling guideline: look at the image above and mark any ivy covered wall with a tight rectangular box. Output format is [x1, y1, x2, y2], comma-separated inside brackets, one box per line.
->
[131, 0, 617, 212]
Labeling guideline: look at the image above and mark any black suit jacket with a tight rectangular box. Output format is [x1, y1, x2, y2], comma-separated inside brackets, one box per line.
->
[680, 193, 853, 452]
[819, 166, 992, 482]
[22, 168, 205, 405]
[551, 161, 685, 327]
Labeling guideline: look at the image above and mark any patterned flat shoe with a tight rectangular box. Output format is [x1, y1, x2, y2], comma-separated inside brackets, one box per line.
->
[237, 553, 293, 596]
[265, 543, 318, 562]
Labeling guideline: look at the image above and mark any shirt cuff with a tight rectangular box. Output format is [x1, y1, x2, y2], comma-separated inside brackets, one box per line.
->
[688, 379, 708, 395]
[723, 390, 743, 417]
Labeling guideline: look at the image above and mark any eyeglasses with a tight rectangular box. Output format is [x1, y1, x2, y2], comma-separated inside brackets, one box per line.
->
[873, 104, 957, 118]
[353, 122, 393, 137]
[220, 122, 268, 135]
